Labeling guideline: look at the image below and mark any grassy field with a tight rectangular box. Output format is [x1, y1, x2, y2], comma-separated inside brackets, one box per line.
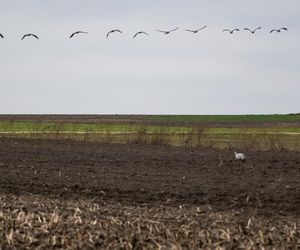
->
[0, 116, 300, 151]
[0, 121, 190, 133]
[0, 121, 300, 133]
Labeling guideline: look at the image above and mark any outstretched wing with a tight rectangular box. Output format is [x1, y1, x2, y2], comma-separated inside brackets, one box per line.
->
[114, 29, 122, 33]
[72, 31, 88, 38]
[197, 25, 207, 31]
[32, 34, 39, 39]
[223, 29, 231, 32]
[185, 29, 195, 32]
[254, 27, 262, 31]
[270, 29, 277, 33]
[133, 32, 139, 38]
[21, 34, 27, 40]
[233, 29, 239, 32]
[106, 31, 111, 38]
[280, 27, 288, 31]
[169, 27, 178, 32]
[244, 28, 251, 32]
[156, 30, 166, 33]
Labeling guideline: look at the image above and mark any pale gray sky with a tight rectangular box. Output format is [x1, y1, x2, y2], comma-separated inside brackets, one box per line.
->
[0, 0, 299, 114]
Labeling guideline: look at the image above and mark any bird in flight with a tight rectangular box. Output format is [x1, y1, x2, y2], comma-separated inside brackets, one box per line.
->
[0, 33, 3, 39]
[185, 26, 207, 33]
[156, 27, 178, 34]
[133, 31, 149, 38]
[244, 27, 262, 34]
[106, 29, 122, 38]
[70, 31, 88, 38]
[270, 27, 288, 34]
[21, 33, 39, 40]
[223, 29, 239, 34]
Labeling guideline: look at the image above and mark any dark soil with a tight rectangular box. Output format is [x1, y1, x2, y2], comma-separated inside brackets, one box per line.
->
[0, 138, 299, 216]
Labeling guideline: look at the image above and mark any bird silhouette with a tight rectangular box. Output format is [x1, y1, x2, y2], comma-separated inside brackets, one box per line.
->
[0, 33, 3, 39]
[223, 29, 239, 34]
[270, 27, 288, 34]
[21, 33, 39, 40]
[185, 26, 207, 33]
[106, 29, 122, 38]
[70, 31, 88, 38]
[244, 27, 262, 33]
[133, 31, 149, 38]
[156, 27, 178, 34]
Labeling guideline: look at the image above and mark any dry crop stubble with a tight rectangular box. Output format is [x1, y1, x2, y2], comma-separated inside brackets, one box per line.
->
[0, 194, 299, 249]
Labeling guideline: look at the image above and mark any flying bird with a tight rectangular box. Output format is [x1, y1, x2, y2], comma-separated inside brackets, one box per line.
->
[133, 31, 149, 38]
[0, 33, 3, 39]
[156, 27, 178, 34]
[270, 27, 288, 34]
[21, 33, 39, 40]
[223, 29, 239, 34]
[70, 31, 88, 38]
[185, 26, 207, 33]
[234, 152, 246, 161]
[106, 29, 122, 38]
[244, 27, 262, 34]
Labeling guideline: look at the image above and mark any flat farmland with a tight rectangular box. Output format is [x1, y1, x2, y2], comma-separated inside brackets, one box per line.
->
[0, 115, 299, 248]
[0, 137, 299, 248]
[1, 137, 299, 212]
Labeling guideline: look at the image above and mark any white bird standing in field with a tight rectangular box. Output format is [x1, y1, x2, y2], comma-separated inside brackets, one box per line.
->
[234, 152, 246, 161]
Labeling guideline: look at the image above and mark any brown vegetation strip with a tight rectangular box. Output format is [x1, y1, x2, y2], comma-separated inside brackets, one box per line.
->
[1, 114, 300, 128]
